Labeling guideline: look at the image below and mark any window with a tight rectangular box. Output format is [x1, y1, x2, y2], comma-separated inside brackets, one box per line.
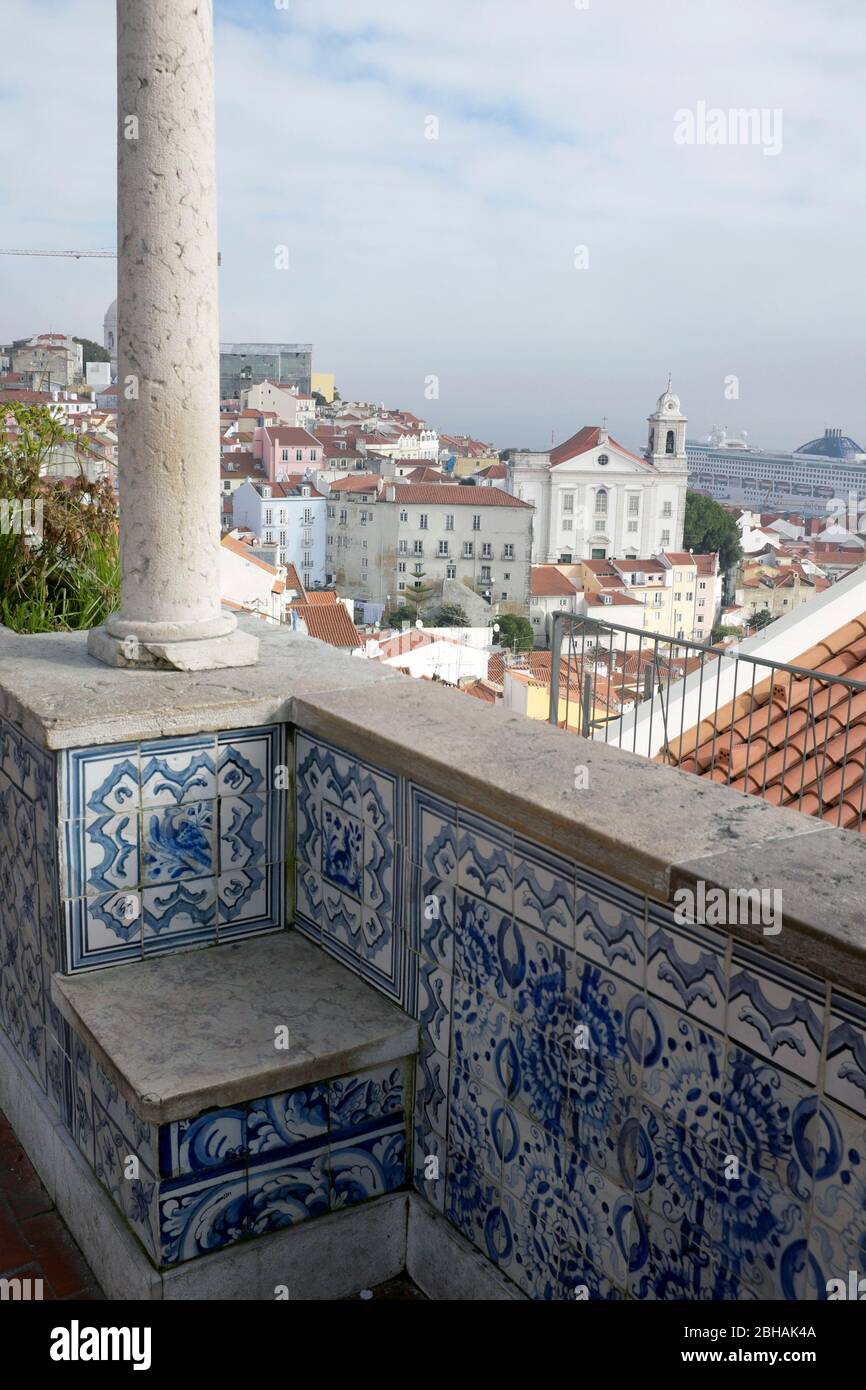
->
[296, 449, 303, 462]
[303, 508, 313, 524]
[438, 540, 449, 557]
[310, 450, 317, 462]
[413, 563, 423, 577]
[281, 449, 289, 463]
[398, 561, 406, 573]
[398, 581, 405, 591]
[339, 509, 348, 525]
[686, 590, 693, 601]
[628, 521, 638, 533]
[562, 519, 573, 530]
[597, 453, 609, 466]
[699, 580, 706, 590]
[562, 494, 574, 513]
[666, 431, 675, 455]
[223, 480, 231, 492]
[362, 558, 368, 570]
[675, 591, 682, 601]
[400, 510, 408, 522]
[591, 547, 605, 559]
[504, 571, 511, 579]
[463, 541, 473, 558]
[398, 540, 408, 555]
[446, 563, 456, 579]
[503, 543, 514, 559]
[698, 598, 705, 608]
[419, 514, 428, 530]
[628, 495, 639, 516]
[264, 531, 273, 544]
[279, 529, 287, 545]
[445, 514, 454, 531]
[327, 505, 335, 519]
[662, 501, 673, 517]
[472, 514, 481, 531]
[481, 566, 492, 582]
[500, 592, 507, 600]
[413, 540, 423, 555]
[360, 511, 368, 525]
[661, 530, 671, 546]
[264, 508, 273, 525]
[481, 542, 492, 559]
[595, 489, 608, 516]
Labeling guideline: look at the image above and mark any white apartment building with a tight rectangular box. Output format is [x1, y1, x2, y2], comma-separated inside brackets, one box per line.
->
[325, 477, 534, 613]
[241, 379, 316, 429]
[509, 385, 689, 564]
[231, 476, 328, 588]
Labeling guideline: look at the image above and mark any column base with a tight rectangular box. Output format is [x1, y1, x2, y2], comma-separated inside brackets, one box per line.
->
[87, 625, 260, 672]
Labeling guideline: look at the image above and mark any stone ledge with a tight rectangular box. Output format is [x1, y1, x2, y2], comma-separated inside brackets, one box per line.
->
[51, 932, 419, 1124]
[0, 618, 398, 749]
[290, 676, 865, 986]
[4, 616, 865, 988]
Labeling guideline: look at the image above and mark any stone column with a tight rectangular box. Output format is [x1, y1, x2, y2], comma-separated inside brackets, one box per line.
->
[88, 0, 257, 670]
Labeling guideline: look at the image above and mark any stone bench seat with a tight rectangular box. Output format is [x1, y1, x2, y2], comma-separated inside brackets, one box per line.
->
[51, 932, 418, 1124]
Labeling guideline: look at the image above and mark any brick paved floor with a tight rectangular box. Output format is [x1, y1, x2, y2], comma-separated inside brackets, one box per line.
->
[0, 1105, 103, 1299]
[0, 1104, 425, 1300]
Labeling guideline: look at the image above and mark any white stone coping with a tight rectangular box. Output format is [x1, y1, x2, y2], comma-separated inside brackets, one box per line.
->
[2, 617, 865, 991]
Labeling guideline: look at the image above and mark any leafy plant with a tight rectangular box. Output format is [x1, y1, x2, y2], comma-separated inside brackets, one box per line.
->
[0, 402, 119, 632]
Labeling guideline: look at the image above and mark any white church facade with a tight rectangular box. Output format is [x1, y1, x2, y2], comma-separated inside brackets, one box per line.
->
[508, 385, 689, 563]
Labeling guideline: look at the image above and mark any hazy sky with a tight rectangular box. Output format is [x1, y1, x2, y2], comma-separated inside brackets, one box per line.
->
[1, 0, 864, 453]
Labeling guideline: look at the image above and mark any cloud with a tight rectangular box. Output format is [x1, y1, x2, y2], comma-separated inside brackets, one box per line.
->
[1, 0, 864, 451]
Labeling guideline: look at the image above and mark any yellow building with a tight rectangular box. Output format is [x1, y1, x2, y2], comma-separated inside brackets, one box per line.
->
[311, 372, 335, 403]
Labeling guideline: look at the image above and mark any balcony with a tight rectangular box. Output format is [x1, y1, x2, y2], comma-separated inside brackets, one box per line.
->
[1, 615, 865, 1300]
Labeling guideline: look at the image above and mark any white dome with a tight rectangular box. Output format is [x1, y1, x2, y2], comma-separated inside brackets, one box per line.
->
[104, 298, 117, 328]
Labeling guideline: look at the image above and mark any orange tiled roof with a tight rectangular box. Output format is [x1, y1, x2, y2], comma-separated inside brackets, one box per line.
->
[294, 603, 361, 648]
[531, 565, 579, 597]
[667, 616, 866, 831]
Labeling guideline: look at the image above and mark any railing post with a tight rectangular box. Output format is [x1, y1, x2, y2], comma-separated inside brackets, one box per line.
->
[549, 612, 563, 725]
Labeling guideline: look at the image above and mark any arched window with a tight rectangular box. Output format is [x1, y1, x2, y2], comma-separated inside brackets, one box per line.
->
[649, 429, 655, 453]
[595, 488, 608, 516]
[666, 430, 675, 454]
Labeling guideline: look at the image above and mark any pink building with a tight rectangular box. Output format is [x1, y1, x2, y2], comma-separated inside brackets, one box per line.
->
[253, 424, 322, 482]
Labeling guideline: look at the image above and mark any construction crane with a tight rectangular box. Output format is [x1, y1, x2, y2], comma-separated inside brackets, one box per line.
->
[0, 248, 220, 263]
[0, 249, 116, 258]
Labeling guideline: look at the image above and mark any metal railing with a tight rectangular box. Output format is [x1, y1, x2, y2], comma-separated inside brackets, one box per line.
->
[548, 612, 866, 831]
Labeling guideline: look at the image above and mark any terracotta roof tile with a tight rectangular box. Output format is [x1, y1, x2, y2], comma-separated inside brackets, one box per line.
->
[667, 612, 866, 832]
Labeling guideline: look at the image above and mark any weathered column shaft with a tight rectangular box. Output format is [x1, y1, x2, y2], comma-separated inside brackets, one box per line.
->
[111, 0, 227, 639]
[89, 1, 256, 669]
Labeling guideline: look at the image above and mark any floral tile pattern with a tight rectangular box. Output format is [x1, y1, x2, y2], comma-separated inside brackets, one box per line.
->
[290, 731, 866, 1301]
[0, 715, 58, 1094]
[154, 1060, 408, 1263]
[60, 725, 287, 967]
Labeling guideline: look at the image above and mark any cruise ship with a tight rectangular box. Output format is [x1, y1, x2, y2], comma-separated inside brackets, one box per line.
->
[686, 426, 866, 518]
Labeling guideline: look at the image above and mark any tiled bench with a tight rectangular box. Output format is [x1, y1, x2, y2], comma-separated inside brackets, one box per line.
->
[51, 933, 418, 1268]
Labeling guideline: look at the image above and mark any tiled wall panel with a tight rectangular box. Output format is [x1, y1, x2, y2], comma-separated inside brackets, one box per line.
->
[60, 725, 288, 968]
[293, 730, 866, 1302]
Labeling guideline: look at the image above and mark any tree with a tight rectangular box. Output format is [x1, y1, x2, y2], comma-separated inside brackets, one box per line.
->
[73, 338, 111, 373]
[494, 613, 533, 652]
[683, 491, 742, 572]
[382, 604, 416, 628]
[0, 402, 118, 632]
[434, 603, 469, 627]
[711, 623, 742, 643]
[750, 609, 775, 631]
